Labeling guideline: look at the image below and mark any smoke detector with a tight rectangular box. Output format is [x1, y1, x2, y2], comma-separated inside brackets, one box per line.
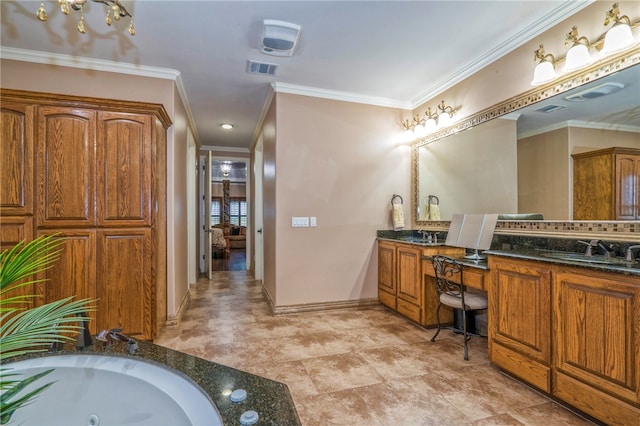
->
[261, 20, 301, 57]
[565, 82, 625, 102]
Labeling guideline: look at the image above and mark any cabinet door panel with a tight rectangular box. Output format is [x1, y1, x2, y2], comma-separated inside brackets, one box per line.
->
[378, 242, 396, 296]
[37, 107, 96, 227]
[97, 230, 152, 340]
[397, 245, 422, 305]
[0, 216, 34, 309]
[554, 269, 640, 404]
[97, 112, 152, 226]
[1, 103, 33, 215]
[490, 259, 551, 363]
[37, 230, 97, 332]
[615, 155, 639, 220]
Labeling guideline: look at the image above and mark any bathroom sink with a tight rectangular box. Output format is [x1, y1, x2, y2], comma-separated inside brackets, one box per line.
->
[540, 252, 636, 266]
[399, 237, 443, 246]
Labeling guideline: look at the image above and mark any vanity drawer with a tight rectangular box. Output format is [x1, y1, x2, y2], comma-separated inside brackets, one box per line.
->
[378, 289, 396, 310]
[463, 269, 485, 290]
[396, 298, 422, 324]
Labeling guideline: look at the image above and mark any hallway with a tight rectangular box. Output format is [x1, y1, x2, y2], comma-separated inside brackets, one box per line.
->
[155, 272, 593, 425]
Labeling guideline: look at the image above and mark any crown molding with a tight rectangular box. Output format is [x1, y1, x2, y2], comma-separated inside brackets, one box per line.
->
[271, 82, 412, 110]
[518, 119, 640, 139]
[1, 46, 201, 144]
[410, 0, 595, 109]
[0, 46, 180, 79]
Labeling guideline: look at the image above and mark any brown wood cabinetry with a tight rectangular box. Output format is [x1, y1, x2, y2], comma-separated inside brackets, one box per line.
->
[488, 255, 640, 425]
[488, 257, 552, 392]
[0, 89, 170, 340]
[377, 240, 396, 309]
[377, 239, 464, 326]
[573, 147, 640, 220]
[553, 268, 640, 425]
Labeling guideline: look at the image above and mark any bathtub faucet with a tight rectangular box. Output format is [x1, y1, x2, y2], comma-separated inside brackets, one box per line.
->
[76, 312, 93, 350]
[96, 328, 139, 354]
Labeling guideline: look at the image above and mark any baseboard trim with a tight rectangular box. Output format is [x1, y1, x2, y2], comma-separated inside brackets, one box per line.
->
[271, 297, 380, 315]
[164, 288, 191, 327]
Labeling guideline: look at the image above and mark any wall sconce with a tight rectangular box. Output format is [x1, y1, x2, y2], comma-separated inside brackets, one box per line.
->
[220, 162, 232, 177]
[531, 44, 557, 85]
[401, 100, 457, 141]
[563, 26, 593, 72]
[531, 3, 639, 86]
[602, 3, 637, 55]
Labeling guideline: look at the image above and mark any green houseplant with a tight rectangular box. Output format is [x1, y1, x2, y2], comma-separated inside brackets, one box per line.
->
[0, 234, 95, 424]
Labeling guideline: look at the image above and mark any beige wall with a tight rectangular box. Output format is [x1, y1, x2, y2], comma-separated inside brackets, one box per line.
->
[518, 128, 570, 219]
[267, 93, 409, 307]
[262, 98, 277, 301]
[1, 58, 193, 322]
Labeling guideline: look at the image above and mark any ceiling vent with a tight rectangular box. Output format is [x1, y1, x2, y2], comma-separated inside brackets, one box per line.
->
[565, 82, 625, 102]
[247, 60, 279, 76]
[261, 20, 301, 57]
[534, 104, 566, 113]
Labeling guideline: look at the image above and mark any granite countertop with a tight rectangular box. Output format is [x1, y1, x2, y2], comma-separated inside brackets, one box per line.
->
[6, 340, 301, 426]
[377, 232, 639, 276]
[484, 248, 640, 277]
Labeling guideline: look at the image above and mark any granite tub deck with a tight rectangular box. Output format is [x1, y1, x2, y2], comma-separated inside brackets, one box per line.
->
[6, 340, 301, 426]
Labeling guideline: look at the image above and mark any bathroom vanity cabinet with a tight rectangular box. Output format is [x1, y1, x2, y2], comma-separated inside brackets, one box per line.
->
[377, 240, 463, 326]
[0, 90, 171, 340]
[572, 147, 640, 220]
[488, 255, 640, 425]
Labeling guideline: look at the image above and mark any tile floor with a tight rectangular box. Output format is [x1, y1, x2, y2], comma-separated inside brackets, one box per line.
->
[155, 271, 594, 426]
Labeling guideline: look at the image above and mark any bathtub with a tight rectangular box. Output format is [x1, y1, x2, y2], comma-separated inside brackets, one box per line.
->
[5, 354, 223, 426]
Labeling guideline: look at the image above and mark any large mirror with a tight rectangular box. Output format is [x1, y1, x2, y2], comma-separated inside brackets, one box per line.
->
[414, 61, 640, 223]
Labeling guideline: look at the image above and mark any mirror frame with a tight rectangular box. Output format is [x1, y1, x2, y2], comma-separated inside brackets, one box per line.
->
[411, 47, 640, 241]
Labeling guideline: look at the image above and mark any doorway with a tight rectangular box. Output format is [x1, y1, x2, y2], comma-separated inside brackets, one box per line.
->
[208, 155, 249, 272]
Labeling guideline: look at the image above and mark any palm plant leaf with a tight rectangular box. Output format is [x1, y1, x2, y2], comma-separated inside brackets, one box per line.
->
[0, 296, 96, 361]
[0, 234, 97, 423]
[0, 369, 55, 424]
[0, 234, 63, 293]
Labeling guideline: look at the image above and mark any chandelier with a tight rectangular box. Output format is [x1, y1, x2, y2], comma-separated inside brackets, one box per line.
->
[220, 162, 232, 177]
[37, 0, 135, 35]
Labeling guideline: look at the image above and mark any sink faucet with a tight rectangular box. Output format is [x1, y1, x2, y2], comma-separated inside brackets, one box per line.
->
[97, 328, 138, 354]
[625, 245, 640, 262]
[418, 230, 430, 241]
[577, 240, 599, 256]
[596, 241, 614, 259]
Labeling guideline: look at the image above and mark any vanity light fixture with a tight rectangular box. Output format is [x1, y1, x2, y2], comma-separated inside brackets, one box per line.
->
[37, 0, 135, 35]
[563, 26, 594, 72]
[531, 44, 558, 86]
[601, 3, 637, 55]
[412, 116, 427, 138]
[400, 100, 457, 141]
[424, 107, 438, 131]
[531, 3, 639, 86]
[436, 101, 455, 127]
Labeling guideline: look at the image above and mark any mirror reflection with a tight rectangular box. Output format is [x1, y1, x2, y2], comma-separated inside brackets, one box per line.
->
[416, 64, 640, 222]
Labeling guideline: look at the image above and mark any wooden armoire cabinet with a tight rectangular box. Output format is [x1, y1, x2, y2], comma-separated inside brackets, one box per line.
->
[572, 147, 640, 220]
[1, 89, 171, 340]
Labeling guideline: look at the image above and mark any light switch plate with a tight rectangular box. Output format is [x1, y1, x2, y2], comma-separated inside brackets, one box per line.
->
[310, 217, 317, 227]
[291, 217, 309, 227]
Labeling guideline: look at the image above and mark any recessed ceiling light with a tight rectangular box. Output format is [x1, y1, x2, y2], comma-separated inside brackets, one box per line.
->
[220, 123, 234, 130]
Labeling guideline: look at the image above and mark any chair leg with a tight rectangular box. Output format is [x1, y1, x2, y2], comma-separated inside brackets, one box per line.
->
[431, 302, 442, 342]
[462, 309, 469, 361]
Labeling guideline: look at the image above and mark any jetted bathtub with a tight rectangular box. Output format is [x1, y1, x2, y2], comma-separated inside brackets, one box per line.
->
[5, 354, 223, 426]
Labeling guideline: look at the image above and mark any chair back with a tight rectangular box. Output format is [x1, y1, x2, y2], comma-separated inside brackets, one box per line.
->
[431, 255, 465, 300]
